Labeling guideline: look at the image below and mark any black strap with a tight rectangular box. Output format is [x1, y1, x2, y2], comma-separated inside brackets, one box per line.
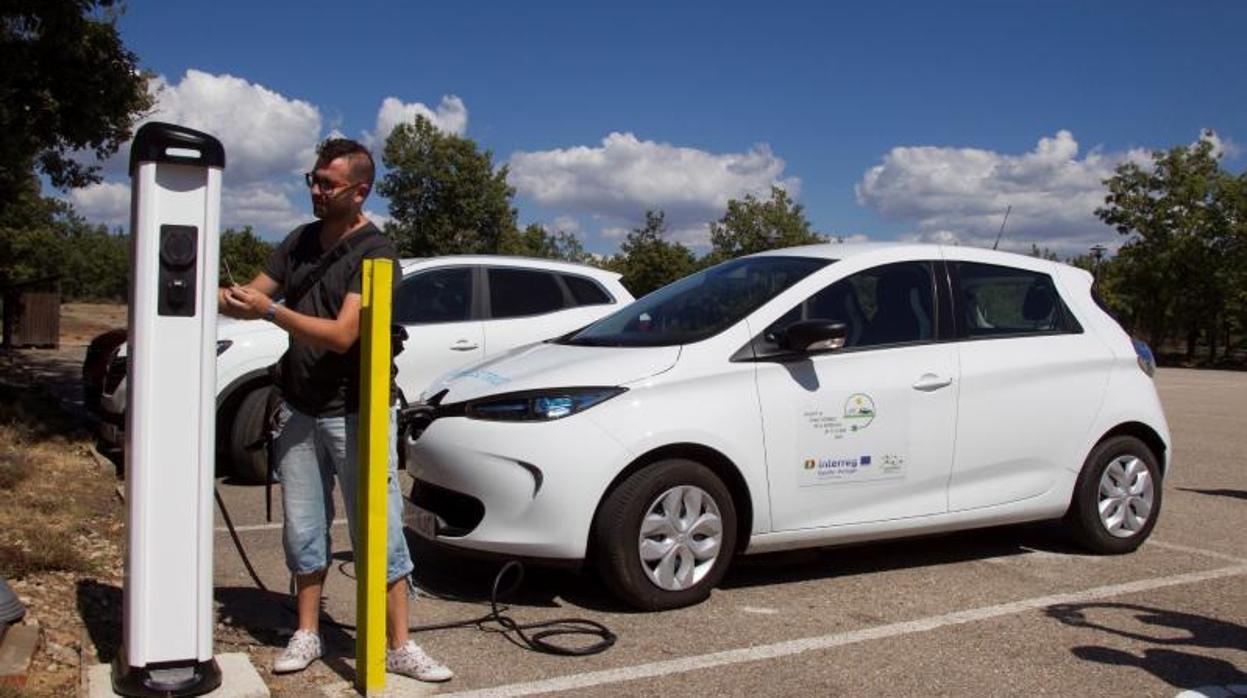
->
[284, 226, 386, 310]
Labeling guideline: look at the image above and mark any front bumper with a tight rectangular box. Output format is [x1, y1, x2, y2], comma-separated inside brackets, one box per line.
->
[406, 412, 632, 560]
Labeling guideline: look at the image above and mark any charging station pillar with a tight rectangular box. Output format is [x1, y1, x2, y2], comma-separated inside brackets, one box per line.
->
[113, 122, 225, 697]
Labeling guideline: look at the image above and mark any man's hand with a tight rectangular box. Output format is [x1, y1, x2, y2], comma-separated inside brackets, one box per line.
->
[223, 285, 274, 321]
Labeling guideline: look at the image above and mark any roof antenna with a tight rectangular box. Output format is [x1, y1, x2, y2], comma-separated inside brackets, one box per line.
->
[992, 205, 1011, 250]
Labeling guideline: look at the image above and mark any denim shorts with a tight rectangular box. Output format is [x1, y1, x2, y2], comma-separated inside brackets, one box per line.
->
[273, 402, 414, 584]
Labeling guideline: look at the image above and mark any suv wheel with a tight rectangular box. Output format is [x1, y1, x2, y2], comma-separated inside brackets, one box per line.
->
[1066, 435, 1162, 554]
[226, 386, 273, 483]
[593, 459, 736, 610]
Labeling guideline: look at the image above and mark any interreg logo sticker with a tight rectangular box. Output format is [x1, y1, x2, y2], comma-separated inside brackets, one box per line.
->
[843, 393, 876, 431]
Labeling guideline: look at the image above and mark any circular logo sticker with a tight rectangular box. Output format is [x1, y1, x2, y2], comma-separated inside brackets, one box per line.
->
[843, 393, 876, 430]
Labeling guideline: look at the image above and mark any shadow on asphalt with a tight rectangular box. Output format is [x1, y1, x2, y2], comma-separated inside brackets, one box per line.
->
[1178, 487, 1247, 501]
[1046, 601, 1247, 690]
[719, 521, 1082, 592]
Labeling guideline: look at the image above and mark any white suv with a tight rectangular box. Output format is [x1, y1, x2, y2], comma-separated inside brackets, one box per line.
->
[98, 256, 633, 481]
[407, 243, 1170, 610]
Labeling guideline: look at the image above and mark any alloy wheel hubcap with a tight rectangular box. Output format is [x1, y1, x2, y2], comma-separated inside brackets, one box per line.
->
[638, 485, 723, 591]
[1097, 455, 1155, 538]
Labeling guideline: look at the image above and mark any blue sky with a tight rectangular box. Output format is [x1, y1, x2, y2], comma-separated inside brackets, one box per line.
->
[63, 0, 1247, 256]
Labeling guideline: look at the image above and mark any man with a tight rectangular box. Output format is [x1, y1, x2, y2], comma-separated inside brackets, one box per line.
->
[219, 139, 452, 682]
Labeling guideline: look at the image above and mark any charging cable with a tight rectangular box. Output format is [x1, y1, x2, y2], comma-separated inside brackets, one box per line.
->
[214, 489, 616, 656]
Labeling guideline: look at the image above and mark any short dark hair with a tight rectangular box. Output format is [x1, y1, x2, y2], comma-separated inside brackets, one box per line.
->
[315, 138, 375, 189]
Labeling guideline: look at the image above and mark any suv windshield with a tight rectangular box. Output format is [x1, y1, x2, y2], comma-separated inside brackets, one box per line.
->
[561, 256, 831, 347]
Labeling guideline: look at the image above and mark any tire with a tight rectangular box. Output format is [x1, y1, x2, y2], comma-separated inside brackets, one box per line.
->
[226, 386, 272, 484]
[1066, 435, 1162, 554]
[592, 459, 737, 610]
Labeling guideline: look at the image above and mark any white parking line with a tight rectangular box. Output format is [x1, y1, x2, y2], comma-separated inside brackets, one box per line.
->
[1147, 539, 1247, 564]
[443, 563, 1247, 698]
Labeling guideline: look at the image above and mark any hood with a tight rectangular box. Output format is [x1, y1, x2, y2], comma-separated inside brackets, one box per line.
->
[421, 341, 680, 403]
[217, 316, 279, 339]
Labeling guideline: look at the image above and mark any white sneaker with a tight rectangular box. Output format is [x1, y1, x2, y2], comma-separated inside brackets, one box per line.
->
[386, 640, 453, 682]
[272, 629, 322, 674]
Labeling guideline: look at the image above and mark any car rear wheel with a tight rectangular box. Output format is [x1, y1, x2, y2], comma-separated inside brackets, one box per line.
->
[592, 459, 736, 610]
[1066, 435, 1162, 554]
[226, 385, 273, 484]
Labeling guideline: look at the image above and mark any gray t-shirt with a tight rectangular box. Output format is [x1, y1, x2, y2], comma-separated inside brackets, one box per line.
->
[263, 220, 399, 416]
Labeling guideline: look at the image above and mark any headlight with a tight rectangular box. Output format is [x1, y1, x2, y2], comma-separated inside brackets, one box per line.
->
[217, 339, 233, 355]
[465, 387, 626, 422]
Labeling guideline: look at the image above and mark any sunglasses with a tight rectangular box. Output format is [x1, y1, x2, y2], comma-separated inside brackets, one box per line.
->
[303, 171, 361, 195]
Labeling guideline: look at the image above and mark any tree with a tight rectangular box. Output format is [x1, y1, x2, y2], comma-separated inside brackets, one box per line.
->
[707, 186, 824, 263]
[497, 223, 591, 263]
[378, 115, 516, 256]
[0, 0, 152, 213]
[0, 173, 128, 300]
[1096, 136, 1237, 361]
[219, 226, 274, 286]
[607, 211, 696, 297]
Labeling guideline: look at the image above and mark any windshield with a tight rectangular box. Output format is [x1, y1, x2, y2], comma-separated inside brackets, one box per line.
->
[561, 256, 831, 347]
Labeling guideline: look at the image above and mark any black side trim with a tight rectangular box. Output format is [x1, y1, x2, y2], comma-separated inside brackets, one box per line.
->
[129, 122, 226, 173]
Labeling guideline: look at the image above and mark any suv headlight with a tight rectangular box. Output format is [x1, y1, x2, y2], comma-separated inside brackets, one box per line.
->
[465, 387, 626, 422]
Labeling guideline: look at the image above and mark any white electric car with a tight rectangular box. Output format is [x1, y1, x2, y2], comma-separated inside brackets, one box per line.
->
[97, 256, 633, 481]
[407, 243, 1170, 610]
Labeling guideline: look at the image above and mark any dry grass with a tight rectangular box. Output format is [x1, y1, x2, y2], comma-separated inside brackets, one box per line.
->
[58, 302, 126, 346]
[0, 381, 125, 696]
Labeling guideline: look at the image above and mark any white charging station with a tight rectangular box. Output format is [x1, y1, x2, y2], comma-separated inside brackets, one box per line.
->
[113, 122, 225, 697]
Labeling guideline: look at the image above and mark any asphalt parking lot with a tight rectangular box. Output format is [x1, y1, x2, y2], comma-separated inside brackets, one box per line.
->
[209, 368, 1247, 696]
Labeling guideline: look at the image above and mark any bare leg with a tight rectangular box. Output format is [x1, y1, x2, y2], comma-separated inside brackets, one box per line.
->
[387, 578, 409, 648]
[295, 570, 327, 633]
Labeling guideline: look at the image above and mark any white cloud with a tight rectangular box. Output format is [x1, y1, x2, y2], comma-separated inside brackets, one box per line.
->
[855, 130, 1155, 255]
[364, 95, 468, 148]
[508, 132, 800, 238]
[551, 215, 581, 234]
[221, 184, 305, 237]
[68, 182, 130, 228]
[140, 70, 322, 184]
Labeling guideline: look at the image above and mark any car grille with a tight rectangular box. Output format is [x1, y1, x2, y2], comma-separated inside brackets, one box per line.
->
[104, 354, 127, 394]
[409, 479, 484, 536]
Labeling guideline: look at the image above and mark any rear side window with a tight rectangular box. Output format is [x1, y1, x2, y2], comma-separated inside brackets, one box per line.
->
[488, 268, 567, 318]
[954, 262, 1080, 337]
[394, 267, 472, 324]
[562, 274, 612, 306]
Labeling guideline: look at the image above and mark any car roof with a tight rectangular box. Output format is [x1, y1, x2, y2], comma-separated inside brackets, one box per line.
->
[399, 255, 621, 280]
[749, 241, 1074, 271]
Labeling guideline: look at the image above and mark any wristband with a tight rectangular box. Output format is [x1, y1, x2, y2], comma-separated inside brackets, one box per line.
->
[263, 303, 278, 322]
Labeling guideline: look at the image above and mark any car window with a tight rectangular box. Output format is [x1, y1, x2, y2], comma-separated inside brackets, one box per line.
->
[488, 268, 567, 318]
[394, 267, 472, 324]
[954, 262, 1079, 336]
[563, 256, 830, 347]
[764, 261, 935, 350]
[562, 274, 612, 306]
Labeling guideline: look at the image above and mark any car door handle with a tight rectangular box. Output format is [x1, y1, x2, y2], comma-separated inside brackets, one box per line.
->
[450, 339, 479, 351]
[912, 373, 953, 392]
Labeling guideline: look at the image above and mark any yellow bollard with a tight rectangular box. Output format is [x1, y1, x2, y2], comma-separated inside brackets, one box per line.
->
[356, 258, 392, 694]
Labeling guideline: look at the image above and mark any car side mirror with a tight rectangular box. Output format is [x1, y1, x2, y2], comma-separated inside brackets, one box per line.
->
[780, 320, 848, 353]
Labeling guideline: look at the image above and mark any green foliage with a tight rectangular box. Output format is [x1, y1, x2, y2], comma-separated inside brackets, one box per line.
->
[497, 223, 591, 263]
[1028, 244, 1059, 262]
[219, 226, 274, 286]
[707, 186, 825, 263]
[1096, 135, 1246, 361]
[0, 0, 152, 211]
[379, 115, 517, 256]
[0, 174, 128, 300]
[605, 211, 697, 297]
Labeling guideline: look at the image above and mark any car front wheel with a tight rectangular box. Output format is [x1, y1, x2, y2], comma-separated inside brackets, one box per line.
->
[1066, 435, 1162, 554]
[593, 459, 737, 610]
[225, 385, 273, 484]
